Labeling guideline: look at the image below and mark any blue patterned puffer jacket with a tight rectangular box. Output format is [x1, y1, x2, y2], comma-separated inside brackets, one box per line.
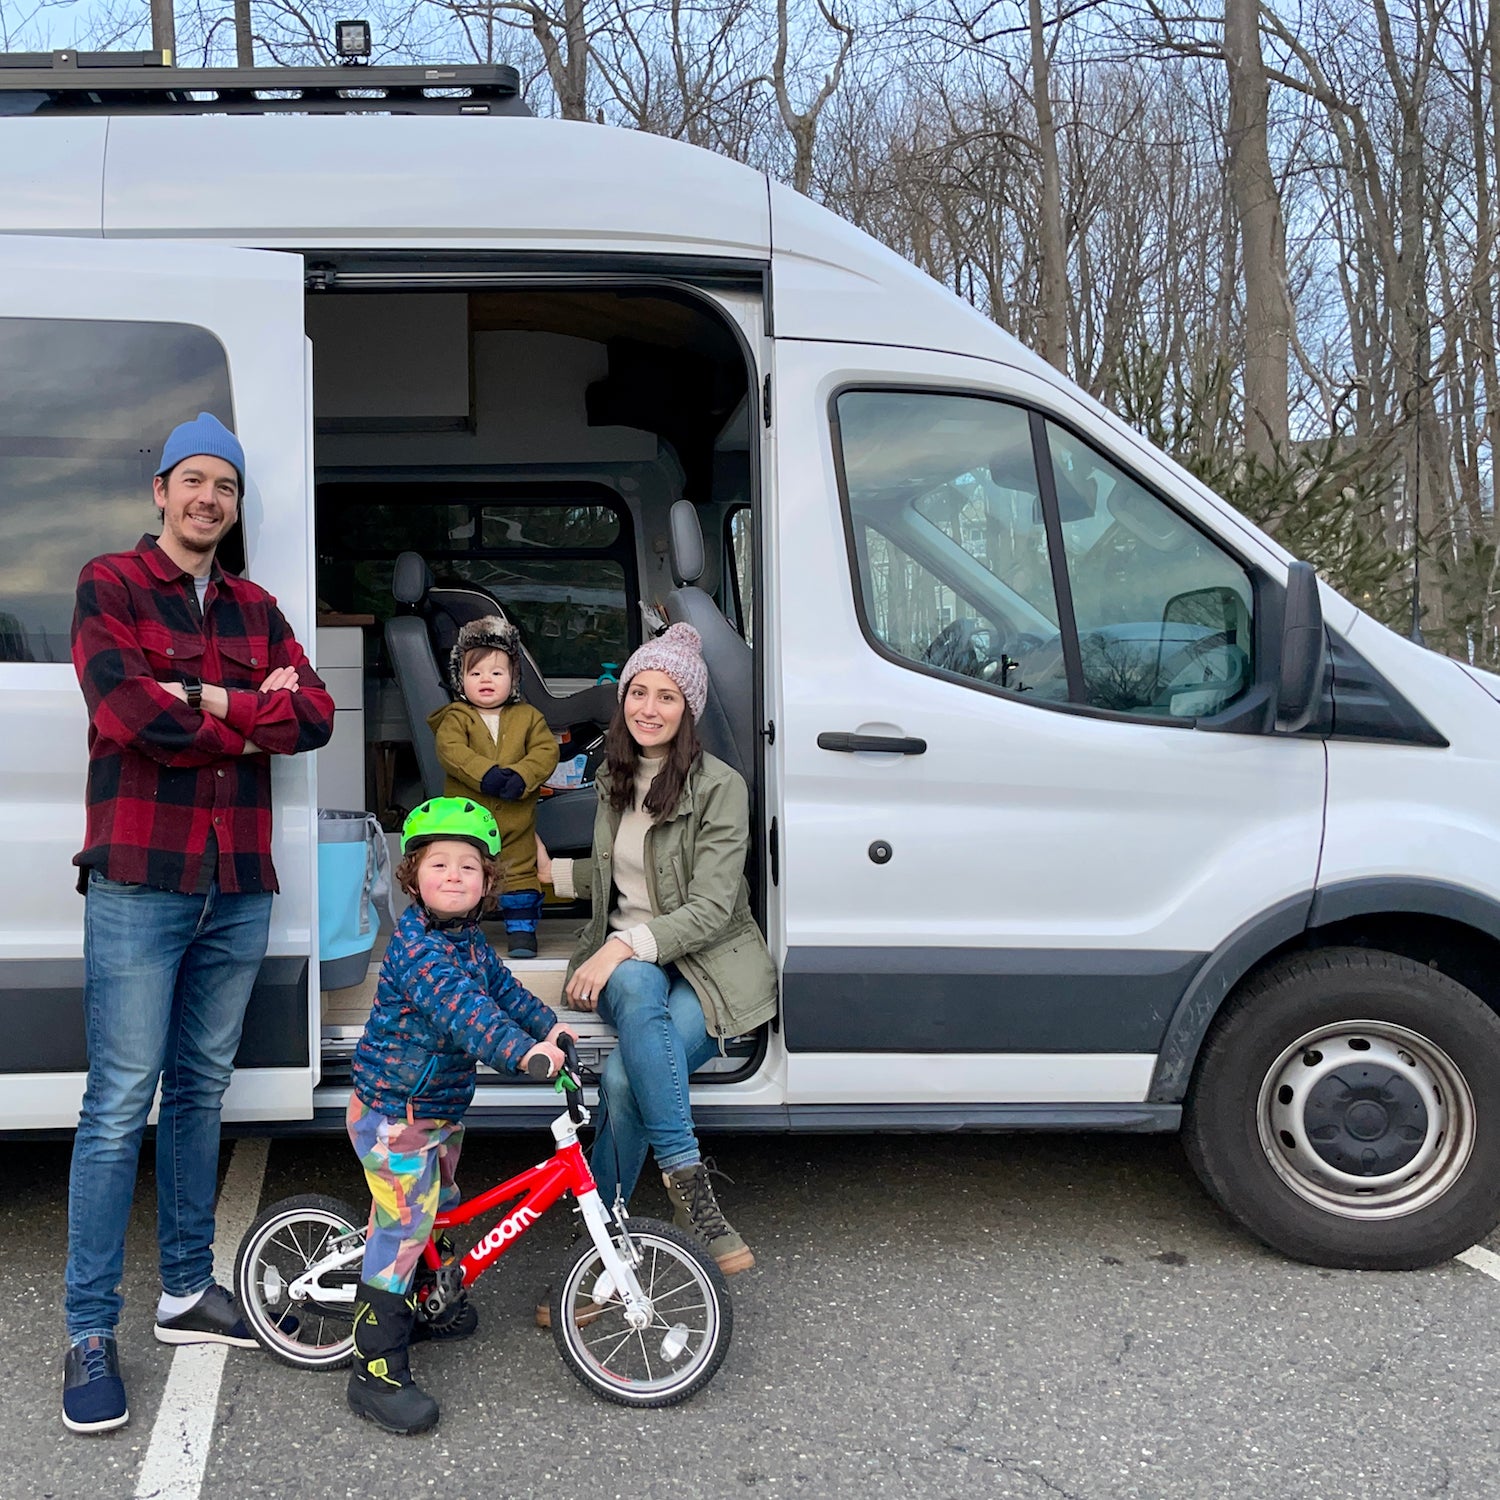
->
[351, 902, 557, 1120]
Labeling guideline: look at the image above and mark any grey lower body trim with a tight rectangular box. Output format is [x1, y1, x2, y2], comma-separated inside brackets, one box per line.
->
[0, 956, 310, 1072]
[291, 1101, 1181, 1136]
[782, 947, 1204, 1054]
[778, 1103, 1180, 1133]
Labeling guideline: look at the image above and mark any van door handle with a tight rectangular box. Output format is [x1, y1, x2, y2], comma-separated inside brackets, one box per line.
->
[816, 732, 927, 755]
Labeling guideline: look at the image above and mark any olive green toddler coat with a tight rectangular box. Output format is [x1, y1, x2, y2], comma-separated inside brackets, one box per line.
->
[428, 699, 558, 892]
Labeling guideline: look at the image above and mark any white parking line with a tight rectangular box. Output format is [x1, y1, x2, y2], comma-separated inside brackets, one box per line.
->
[133, 1137, 269, 1500]
[1457, 1243, 1500, 1283]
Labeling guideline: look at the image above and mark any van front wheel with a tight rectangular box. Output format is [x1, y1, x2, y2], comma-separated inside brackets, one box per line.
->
[1183, 947, 1500, 1269]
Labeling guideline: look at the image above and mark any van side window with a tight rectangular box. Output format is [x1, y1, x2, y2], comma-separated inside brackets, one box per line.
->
[315, 486, 635, 682]
[1045, 423, 1255, 719]
[835, 390, 1070, 702]
[0, 318, 234, 663]
[726, 505, 753, 645]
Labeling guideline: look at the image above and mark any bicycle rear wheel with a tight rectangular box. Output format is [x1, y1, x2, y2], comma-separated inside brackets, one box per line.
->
[550, 1218, 731, 1407]
[234, 1194, 364, 1370]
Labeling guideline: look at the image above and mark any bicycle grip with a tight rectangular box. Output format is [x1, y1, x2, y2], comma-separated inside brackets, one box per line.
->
[525, 1053, 555, 1081]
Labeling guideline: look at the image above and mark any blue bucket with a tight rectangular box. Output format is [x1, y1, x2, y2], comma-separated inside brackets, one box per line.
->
[318, 810, 389, 990]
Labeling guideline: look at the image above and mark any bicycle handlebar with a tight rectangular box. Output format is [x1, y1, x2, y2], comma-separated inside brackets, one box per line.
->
[525, 1036, 586, 1121]
[524, 1034, 584, 1081]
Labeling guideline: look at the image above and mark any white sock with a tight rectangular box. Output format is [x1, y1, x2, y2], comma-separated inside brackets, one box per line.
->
[157, 1289, 207, 1320]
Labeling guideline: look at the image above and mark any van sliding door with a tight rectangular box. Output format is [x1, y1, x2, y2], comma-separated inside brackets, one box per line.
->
[0, 235, 316, 1129]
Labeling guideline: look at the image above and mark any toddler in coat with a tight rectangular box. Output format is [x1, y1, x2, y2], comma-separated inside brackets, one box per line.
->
[427, 615, 558, 956]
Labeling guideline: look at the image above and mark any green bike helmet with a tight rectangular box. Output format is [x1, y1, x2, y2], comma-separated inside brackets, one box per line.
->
[401, 797, 502, 859]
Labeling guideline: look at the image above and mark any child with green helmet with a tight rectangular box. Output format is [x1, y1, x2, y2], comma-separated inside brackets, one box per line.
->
[344, 796, 575, 1436]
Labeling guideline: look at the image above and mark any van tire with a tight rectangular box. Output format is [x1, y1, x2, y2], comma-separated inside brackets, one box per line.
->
[1183, 946, 1500, 1270]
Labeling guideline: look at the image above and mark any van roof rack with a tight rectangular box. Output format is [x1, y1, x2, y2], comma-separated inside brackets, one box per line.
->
[0, 50, 529, 117]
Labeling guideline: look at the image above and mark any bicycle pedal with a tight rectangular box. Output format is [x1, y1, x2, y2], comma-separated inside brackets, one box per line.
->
[417, 1263, 466, 1320]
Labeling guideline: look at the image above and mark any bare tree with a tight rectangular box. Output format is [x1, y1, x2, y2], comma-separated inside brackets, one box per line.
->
[416, 0, 598, 114]
[592, 0, 767, 152]
[1224, 0, 1289, 461]
[1026, 0, 1067, 371]
[235, 0, 253, 64]
[767, 0, 854, 194]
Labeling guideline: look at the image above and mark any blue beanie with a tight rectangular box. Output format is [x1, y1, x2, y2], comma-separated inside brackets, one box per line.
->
[156, 412, 245, 491]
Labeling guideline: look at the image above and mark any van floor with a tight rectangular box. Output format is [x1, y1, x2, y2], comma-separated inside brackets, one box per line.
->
[319, 911, 752, 1082]
[319, 832, 756, 1080]
[320, 913, 603, 1063]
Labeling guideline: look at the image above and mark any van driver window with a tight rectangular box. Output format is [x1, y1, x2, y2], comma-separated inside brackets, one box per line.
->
[835, 389, 1257, 722]
[1044, 422, 1255, 719]
[835, 389, 1070, 703]
[0, 318, 234, 663]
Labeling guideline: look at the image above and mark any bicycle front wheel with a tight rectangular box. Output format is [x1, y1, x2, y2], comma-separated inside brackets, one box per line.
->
[550, 1218, 731, 1408]
[234, 1194, 364, 1370]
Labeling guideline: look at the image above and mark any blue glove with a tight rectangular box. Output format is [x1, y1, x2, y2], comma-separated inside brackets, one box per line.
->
[481, 766, 527, 801]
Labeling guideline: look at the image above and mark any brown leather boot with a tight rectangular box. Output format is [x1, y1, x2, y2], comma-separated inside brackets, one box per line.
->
[662, 1162, 754, 1274]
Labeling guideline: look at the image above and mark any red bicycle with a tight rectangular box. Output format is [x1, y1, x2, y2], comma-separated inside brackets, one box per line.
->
[233, 1040, 732, 1407]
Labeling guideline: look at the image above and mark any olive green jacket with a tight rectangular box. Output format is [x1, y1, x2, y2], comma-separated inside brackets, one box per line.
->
[566, 753, 778, 1040]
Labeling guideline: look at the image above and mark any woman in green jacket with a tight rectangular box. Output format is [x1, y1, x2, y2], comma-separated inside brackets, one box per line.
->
[537, 623, 777, 1276]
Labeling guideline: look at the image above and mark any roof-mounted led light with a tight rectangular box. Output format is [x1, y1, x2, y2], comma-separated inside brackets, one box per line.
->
[334, 20, 371, 64]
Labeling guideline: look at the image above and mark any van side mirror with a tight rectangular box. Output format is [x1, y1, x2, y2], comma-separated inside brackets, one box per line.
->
[1276, 561, 1325, 733]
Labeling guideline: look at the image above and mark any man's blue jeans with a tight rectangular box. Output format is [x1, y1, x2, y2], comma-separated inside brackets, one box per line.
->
[590, 959, 717, 1209]
[65, 873, 273, 1342]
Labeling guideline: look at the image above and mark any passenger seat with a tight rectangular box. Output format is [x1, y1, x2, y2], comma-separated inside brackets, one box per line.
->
[661, 501, 757, 797]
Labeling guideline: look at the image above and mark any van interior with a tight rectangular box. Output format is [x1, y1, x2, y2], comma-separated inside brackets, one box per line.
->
[303, 281, 762, 1090]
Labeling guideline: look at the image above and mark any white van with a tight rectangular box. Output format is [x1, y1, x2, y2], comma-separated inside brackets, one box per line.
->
[4, 61, 1500, 1273]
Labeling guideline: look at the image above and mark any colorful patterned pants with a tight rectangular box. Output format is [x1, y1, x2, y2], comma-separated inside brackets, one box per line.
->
[346, 1095, 464, 1294]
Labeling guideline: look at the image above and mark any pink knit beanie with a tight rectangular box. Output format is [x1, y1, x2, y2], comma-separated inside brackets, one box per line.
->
[618, 622, 708, 723]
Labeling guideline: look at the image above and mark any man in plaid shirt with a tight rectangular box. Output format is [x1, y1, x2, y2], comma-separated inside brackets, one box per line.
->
[62, 413, 334, 1436]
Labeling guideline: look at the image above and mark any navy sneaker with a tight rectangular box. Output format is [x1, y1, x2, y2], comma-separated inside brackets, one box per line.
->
[62, 1335, 128, 1434]
[153, 1285, 258, 1348]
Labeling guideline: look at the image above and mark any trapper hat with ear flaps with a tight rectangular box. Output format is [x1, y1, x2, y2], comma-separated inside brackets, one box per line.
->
[449, 615, 525, 704]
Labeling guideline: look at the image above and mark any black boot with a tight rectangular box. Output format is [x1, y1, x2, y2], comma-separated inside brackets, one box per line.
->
[347, 1282, 440, 1436]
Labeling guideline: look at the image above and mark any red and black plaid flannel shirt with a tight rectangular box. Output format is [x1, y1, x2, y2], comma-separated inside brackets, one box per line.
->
[72, 534, 336, 895]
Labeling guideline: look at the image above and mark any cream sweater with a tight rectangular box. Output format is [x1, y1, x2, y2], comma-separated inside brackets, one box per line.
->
[554, 752, 664, 964]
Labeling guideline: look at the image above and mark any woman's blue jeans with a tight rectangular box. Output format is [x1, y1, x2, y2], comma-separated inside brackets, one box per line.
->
[64, 873, 273, 1341]
[589, 960, 717, 1209]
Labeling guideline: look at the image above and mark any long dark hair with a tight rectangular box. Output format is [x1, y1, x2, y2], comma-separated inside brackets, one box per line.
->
[603, 700, 702, 819]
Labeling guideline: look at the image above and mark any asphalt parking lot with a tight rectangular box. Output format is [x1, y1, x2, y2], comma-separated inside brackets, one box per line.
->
[6, 1127, 1500, 1500]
